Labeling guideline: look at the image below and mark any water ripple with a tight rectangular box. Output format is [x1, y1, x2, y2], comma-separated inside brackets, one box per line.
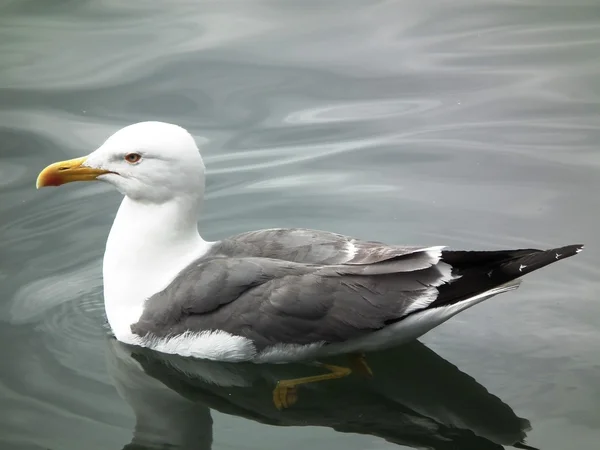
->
[284, 98, 443, 125]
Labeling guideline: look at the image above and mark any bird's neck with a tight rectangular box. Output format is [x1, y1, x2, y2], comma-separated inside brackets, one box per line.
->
[103, 196, 211, 341]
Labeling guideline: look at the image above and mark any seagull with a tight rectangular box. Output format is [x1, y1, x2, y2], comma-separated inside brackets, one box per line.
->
[36, 122, 583, 402]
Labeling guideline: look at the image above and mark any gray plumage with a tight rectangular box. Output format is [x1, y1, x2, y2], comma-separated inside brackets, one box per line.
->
[132, 229, 443, 350]
[213, 228, 433, 265]
[131, 227, 583, 354]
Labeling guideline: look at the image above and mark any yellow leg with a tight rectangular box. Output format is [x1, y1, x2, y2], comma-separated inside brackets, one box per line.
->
[273, 364, 352, 410]
[348, 353, 373, 378]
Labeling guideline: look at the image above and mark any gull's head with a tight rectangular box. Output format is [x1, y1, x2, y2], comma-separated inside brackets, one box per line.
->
[36, 121, 206, 203]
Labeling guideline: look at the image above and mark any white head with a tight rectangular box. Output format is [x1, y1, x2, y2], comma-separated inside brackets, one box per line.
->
[36, 123, 211, 342]
[36, 121, 206, 204]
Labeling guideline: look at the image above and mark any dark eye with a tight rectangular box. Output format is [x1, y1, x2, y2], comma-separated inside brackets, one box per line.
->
[124, 153, 142, 164]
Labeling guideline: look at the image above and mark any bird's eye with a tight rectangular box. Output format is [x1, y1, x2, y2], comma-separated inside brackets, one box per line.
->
[124, 153, 142, 164]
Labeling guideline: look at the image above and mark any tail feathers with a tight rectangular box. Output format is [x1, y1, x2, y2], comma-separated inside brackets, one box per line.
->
[431, 244, 583, 309]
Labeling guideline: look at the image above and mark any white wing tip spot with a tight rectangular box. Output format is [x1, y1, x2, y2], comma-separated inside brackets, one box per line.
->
[555, 253, 562, 260]
[519, 264, 527, 272]
[576, 247, 584, 253]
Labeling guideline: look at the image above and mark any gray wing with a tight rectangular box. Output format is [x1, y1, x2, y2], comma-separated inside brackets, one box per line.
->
[132, 250, 450, 350]
[212, 227, 440, 265]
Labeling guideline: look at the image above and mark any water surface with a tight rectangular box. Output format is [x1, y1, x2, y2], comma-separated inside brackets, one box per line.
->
[1, 1, 600, 449]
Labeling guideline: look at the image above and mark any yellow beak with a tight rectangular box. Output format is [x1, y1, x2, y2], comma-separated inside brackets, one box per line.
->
[36, 156, 111, 189]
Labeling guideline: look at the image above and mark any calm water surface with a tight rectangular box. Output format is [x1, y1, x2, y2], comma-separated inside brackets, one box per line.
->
[1, 1, 600, 449]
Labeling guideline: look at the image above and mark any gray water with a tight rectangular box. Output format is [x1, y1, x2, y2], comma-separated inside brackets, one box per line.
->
[1, 1, 600, 449]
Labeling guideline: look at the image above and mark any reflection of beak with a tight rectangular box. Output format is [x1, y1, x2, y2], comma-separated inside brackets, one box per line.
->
[36, 156, 112, 189]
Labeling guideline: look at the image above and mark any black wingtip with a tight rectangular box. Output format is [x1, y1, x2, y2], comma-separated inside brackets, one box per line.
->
[499, 243, 583, 279]
[540, 243, 584, 264]
[434, 243, 584, 308]
[554, 243, 584, 256]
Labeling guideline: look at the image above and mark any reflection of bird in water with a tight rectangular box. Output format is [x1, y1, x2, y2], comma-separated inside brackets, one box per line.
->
[106, 337, 538, 450]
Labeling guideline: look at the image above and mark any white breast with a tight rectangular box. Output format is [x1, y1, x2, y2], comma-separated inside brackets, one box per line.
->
[101, 197, 211, 343]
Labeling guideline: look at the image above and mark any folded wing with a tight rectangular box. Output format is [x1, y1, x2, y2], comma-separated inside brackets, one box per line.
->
[132, 240, 583, 354]
[132, 247, 452, 350]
